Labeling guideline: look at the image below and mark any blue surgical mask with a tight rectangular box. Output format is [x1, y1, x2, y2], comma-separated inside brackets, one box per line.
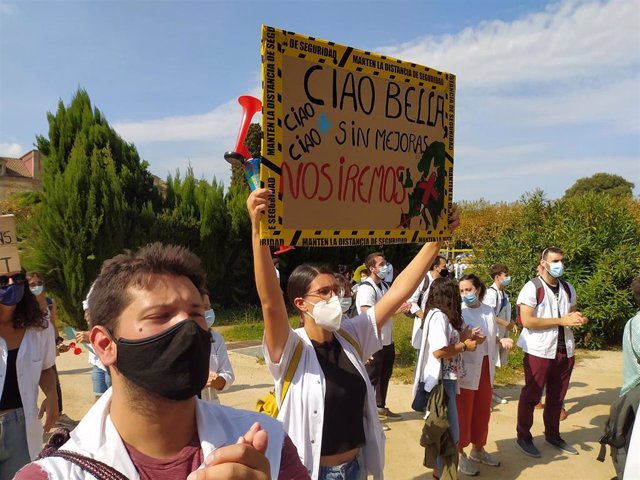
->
[340, 297, 352, 314]
[30, 285, 44, 296]
[204, 308, 216, 327]
[501, 276, 511, 287]
[462, 293, 478, 306]
[0, 283, 25, 306]
[546, 262, 564, 278]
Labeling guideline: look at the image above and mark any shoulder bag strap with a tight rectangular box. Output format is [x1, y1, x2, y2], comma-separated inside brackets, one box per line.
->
[43, 450, 128, 480]
[280, 340, 303, 405]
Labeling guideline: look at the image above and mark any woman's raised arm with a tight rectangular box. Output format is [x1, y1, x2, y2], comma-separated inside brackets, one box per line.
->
[247, 188, 291, 363]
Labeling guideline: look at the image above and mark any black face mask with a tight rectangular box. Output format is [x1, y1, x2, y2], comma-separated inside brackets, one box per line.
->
[114, 320, 212, 401]
[439, 268, 449, 278]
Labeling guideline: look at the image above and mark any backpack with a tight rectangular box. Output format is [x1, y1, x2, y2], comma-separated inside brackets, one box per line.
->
[38, 428, 128, 479]
[256, 329, 362, 418]
[488, 286, 508, 317]
[515, 277, 572, 326]
[597, 319, 640, 478]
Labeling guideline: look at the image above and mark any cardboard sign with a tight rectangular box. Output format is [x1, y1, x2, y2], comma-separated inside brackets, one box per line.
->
[0, 215, 21, 274]
[260, 25, 455, 247]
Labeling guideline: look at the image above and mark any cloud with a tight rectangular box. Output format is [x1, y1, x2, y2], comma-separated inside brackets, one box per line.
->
[377, 0, 639, 90]
[0, 142, 23, 157]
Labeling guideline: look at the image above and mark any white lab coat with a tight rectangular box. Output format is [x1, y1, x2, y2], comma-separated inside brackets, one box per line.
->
[29, 388, 285, 479]
[0, 322, 56, 459]
[264, 310, 385, 479]
[516, 277, 577, 359]
[200, 331, 235, 403]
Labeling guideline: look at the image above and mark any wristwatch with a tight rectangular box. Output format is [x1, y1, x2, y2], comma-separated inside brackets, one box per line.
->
[460, 341, 467, 352]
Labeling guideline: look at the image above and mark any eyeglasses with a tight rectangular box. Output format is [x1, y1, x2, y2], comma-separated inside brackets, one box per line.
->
[0, 273, 26, 288]
[305, 285, 342, 300]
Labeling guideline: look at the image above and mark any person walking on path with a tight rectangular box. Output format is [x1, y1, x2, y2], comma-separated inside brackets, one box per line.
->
[515, 247, 587, 458]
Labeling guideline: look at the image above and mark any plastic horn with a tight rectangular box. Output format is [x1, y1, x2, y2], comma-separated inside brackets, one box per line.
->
[224, 95, 262, 166]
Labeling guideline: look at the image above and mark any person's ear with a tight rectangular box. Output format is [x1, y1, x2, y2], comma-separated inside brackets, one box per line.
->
[91, 326, 117, 368]
[293, 297, 309, 314]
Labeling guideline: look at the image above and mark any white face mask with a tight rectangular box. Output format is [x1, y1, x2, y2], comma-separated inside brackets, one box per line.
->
[306, 295, 343, 332]
[375, 264, 389, 279]
[340, 297, 352, 314]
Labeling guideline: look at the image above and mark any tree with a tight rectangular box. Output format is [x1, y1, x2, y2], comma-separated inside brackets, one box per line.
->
[25, 89, 160, 327]
[564, 173, 634, 199]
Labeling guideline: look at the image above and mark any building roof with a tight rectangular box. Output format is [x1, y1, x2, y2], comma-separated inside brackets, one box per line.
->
[0, 157, 32, 178]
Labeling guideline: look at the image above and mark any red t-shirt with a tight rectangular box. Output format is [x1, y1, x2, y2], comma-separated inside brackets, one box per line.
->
[16, 435, 309, 479]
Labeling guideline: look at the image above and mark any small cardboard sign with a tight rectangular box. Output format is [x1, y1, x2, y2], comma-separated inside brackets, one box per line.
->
[260, 25, 455, 247]
[0, 215, 21, 274]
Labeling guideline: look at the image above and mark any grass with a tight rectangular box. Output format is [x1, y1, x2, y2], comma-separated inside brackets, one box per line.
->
[213, 307, 529, 383]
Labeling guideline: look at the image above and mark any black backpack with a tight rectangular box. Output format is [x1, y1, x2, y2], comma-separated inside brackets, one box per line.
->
[597, 317, 640, 479]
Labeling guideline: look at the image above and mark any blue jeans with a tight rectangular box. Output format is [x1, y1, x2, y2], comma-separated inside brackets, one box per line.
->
[436, 379, 459, 471]
[91, 365, 112, 396]
[319, 457, 363, 480]
[0, 409, 31, 480]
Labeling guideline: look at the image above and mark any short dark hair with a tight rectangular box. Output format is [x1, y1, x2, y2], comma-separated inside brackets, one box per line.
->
[424, 278, 463, 331]
[334, 273, 351, 297]
[541, 247, 563, 260]
[88, 243, 207, 332]
[430, 255, 446, 271]
[287, 264, 334, 308]
[632, 277, 640, 308]
[460, 273, 487, 302]
[364, 252, 383, 269]
[490, 264, 509, 279]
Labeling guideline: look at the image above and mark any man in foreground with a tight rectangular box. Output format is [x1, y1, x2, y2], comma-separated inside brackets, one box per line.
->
[16, 242, 307, 479]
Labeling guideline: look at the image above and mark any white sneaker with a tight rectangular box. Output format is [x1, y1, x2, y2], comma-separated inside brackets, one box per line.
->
[492, 392, 508, 404]
[458, 453, 479, 476]
[469, 448, 501, 466]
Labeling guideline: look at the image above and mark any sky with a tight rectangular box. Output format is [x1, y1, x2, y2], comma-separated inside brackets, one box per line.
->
[1, 0, 638, 202]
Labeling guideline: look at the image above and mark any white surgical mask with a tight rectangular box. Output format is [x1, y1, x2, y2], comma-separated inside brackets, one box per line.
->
[375, 264, 389, 279]
[546, 262, 564, 278]
[307, 295, 343, 332]
[204, 308, 216, 327]
[340, 297, 352, 314]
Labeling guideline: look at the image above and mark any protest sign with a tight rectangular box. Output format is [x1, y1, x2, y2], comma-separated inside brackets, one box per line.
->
[0, 215, 21, 274]
[260, 25, 455, 247]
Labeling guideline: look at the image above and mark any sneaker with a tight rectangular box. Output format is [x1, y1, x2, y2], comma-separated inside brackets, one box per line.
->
[492, 392, 508, 405]
[381, 423, 391, 431]
[559, 408, 568, 421]
[55, 413, 79, 429]
[469, 448, 501, 466]
[458, 453, 479, 476]
[516, 437, 541, 458]
[545, 436, 578, 455]
[378, 407, 402, 419]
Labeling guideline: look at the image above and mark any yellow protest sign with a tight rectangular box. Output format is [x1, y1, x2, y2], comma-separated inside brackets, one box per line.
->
[0, 215, 21, 274]
[260, 25, 455, 248]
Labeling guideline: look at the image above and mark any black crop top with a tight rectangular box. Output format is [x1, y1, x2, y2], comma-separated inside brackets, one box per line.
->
[0, 349, 23, 410]
[311, 336, 366, 456]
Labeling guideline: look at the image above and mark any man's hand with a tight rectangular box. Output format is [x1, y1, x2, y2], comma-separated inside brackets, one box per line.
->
[188, 422, 270, 480]
[560, 311, 588, 327]
[395, 302, 410, 315]
[39, 394, 59, 432]
[449, 204, 460, 233]
[75, 331, 90, 343]
[500, 337, 515, 350]
[206, 372, 226, 391]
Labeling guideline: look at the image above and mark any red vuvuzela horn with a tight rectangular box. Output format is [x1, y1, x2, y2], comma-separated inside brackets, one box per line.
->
[224, 95, 262, 166]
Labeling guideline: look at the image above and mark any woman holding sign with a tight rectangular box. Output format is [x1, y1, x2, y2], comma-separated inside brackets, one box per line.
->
[248, 188, 459, 480]
[0, 271, 58, 479]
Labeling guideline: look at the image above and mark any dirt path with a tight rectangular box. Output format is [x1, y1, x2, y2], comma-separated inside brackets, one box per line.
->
[54, 347, 619, 479]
